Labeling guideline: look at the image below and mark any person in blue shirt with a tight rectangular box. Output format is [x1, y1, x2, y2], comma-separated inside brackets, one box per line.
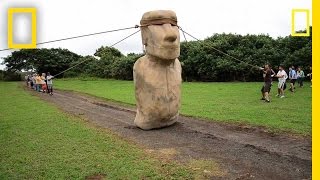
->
[289, 66, 297, 92]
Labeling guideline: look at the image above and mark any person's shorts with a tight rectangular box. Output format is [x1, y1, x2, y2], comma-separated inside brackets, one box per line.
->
[47, 84, 53, 89]
[261, 82, 271, 93]
[290, 79, 296, 84]
[278, 81, 286, 89]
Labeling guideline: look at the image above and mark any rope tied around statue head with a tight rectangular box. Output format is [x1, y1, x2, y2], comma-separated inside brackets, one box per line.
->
[140, 18, 178, 27]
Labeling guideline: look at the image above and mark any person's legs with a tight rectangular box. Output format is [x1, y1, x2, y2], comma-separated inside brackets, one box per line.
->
[280, 89, 285, 97]
[49, 84, 53, 95]
[264, 92, 270, 102]
[47, 84, 51, 94]
[48, 84, 53, 95]
[280, 82, 285, 97]
[261, 85, 265, 100]
[264, 82, 271, 102]
[277, 82, 282, 96]
[42, 84, 45, 93]
[290, 80, 295, 92]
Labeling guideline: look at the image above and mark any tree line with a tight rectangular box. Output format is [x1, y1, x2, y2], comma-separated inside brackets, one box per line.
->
[1, 27, 312, 82]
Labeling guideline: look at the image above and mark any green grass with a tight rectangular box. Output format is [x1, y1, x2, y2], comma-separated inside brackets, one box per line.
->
[0, 82, 192, 179]
[55, 78, 312, 135]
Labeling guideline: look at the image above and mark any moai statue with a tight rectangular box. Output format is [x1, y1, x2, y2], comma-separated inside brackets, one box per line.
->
[133, 10, 182, 130]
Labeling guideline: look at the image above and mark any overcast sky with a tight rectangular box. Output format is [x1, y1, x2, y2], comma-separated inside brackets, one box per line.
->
[0, 0, 312, 70]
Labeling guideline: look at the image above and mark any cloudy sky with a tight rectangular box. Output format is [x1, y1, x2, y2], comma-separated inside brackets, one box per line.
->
[0, 0, 312, 69]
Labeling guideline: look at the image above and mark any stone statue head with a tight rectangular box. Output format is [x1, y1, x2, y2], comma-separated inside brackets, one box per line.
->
[140, 10, 180, 60]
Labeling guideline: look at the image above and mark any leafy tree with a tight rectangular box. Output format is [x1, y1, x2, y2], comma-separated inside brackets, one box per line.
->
[111, 53, 143, 80]
[94, 46, 123, 58]
[3, 48, 81, 76]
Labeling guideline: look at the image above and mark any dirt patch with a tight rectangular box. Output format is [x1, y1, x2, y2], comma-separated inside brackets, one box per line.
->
[28, 88, 311, 180]
[188, 159, 227, 179]
[146, 148, 179, 161]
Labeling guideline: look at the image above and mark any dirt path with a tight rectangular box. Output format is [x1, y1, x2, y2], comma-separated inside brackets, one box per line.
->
[30, 88, 311, 180]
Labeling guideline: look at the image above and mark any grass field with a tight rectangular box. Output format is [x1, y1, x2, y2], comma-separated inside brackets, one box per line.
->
[0, 82, 193, 179]
[55, 78, 312, 135]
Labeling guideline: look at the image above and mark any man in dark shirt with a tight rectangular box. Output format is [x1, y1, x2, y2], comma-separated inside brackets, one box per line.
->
[260, 64, 272, 103]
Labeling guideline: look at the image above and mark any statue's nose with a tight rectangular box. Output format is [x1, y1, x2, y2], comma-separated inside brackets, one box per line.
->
[163, 24, 177, 42]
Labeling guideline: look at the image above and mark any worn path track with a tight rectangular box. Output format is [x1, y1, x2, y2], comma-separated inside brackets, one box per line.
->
[30, 89, 311, 180]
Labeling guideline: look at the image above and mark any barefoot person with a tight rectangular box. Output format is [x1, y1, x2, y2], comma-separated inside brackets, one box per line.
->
[275, 65, 288, 98]
[289, 66, 297, 92]
[307, 66, 312, 87]
[35, 74, 42, 92]
[46, 72, 54, 95]
[260, 64, 275, 100]
[41, 73, 47, 93]
[297, 67, 305, 88]
[260, 64, 272, 103]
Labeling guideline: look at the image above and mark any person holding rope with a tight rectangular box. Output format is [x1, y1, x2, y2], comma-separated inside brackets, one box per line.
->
[275, 65, 288, 98]
[35, 74, 42, 92]
[260, 63, 273, 103]
[289, 66, 297, 92]
[32, 74, 37, 90]
[41, 73, 47, 93]
[307, 66, 312, 87]
[46, 72, 54, 95]
[297, 66, 305, 88]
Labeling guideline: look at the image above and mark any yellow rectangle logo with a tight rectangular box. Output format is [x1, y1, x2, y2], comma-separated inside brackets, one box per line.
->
[291, 9, 310, 37]
[8, 8, 37, 49]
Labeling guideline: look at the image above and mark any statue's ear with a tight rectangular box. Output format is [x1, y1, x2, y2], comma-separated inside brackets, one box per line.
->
[141, 27, 148, 45]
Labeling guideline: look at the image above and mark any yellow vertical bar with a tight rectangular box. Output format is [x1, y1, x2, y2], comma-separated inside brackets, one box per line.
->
[306, 10, 310, 36]
[291, 10, 295, 36]
[31, 9, 37, 47]
[312, 0, 319, 179]
[7, 9, 13, 48]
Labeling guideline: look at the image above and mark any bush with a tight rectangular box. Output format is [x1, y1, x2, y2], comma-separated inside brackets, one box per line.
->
[0, 70, 22, 81]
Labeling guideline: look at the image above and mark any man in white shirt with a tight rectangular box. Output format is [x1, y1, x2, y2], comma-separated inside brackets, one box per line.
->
[275, 65, 288, 98]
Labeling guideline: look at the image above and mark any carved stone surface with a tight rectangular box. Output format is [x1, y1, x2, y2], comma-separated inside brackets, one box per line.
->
[133, 10, 182, 130]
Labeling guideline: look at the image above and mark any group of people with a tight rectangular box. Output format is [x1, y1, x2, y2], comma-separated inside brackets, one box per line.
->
[260, 64, 311, 103]
[25, 72, 54, 95]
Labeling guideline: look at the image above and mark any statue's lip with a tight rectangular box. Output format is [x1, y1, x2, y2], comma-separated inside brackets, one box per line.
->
[150, 44, 179, 49]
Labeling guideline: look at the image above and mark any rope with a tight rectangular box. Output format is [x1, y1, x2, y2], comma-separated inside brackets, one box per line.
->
[178, 27, 261, 69]
[179, 27, 188, 43]
[0, 25, 140, 52]
[53, 29, 141, 77]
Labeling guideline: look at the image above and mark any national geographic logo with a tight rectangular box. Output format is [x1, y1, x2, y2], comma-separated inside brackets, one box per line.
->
[291, 9, 310, 37]
[7, 8, 37, 49]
